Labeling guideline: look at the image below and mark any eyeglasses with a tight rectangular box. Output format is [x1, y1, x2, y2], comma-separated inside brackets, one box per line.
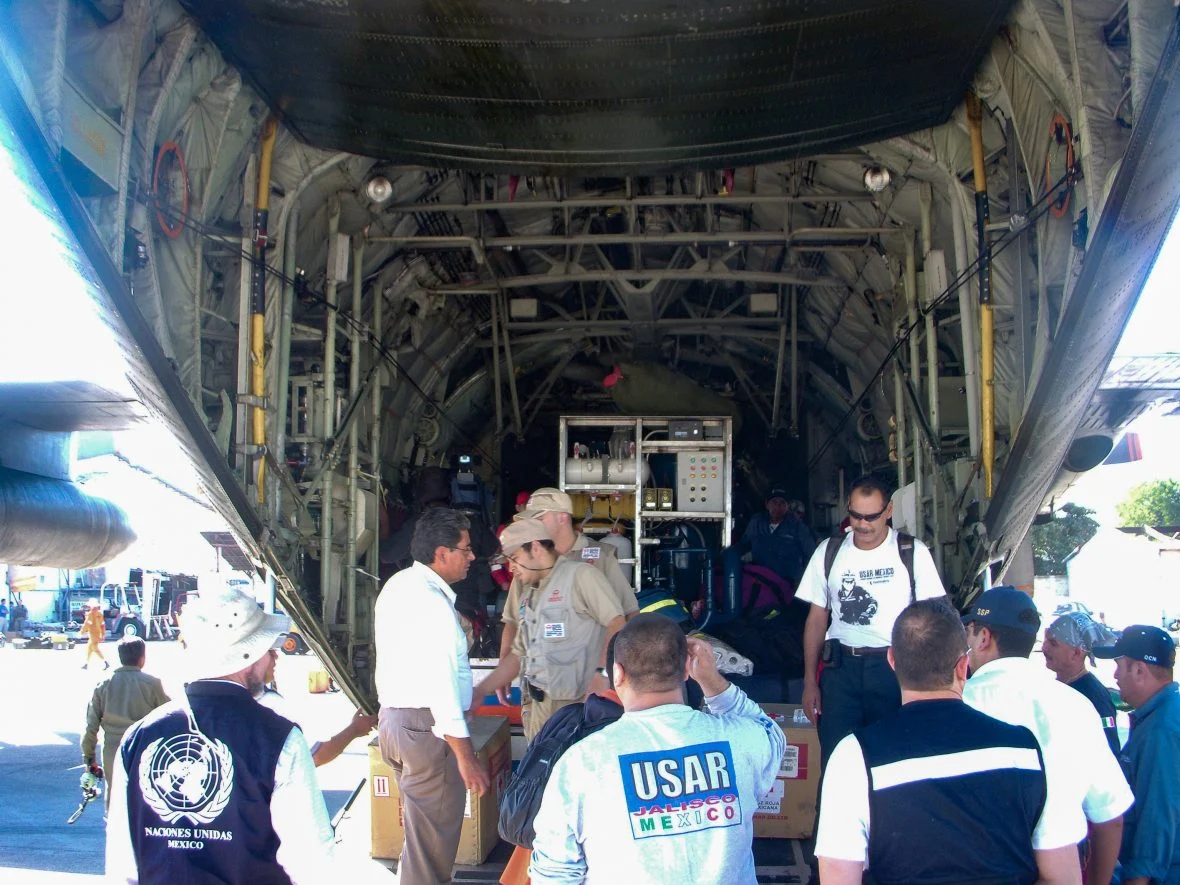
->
[847, 504, 889, 522]
[446, 544, 474, 554]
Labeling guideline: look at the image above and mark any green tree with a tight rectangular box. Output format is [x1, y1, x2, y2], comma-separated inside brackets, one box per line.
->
[1116, 479, 1180, 527]
[1031, 503, 1099, 576]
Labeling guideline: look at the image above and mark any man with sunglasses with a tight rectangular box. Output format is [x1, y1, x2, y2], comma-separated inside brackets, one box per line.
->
[475, 518, 626, 742]
[797, 474, 946, 766]
[374, 506, 492, 885]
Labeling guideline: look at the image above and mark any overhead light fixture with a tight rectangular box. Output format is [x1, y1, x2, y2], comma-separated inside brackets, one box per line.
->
[365, 176, 393, 203]
[748, 292, 778, 315]
[509, 297, 539, 320]
[863, 166, 891, 193]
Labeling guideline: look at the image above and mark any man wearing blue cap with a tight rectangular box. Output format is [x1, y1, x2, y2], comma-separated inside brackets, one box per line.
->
[963, 586, 1132, 885]
[1094, 625, 1180, 885]
[737, 486, 816, 585]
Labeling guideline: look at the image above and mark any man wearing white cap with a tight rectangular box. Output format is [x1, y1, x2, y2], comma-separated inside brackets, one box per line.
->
[494, 488, 637, 702]
[518, 487, 637, 614]
[476, 518, 626, 741]
[105, 586, 335, 884]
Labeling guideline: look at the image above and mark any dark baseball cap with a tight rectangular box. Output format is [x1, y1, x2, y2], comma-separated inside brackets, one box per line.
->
[766, 488, 788, 502]
[1093, 625, 1176, 668]
[961, 586, 1041, 636]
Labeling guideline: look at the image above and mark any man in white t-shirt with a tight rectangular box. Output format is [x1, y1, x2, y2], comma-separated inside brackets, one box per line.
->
[796, 475, 946, 765]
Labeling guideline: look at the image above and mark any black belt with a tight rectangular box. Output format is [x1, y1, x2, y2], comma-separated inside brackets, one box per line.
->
[840, 643, 890, 656]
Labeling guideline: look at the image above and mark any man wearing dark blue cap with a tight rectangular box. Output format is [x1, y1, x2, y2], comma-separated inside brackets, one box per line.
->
[736, 486, 816, 585]
[1094, 625, 1180, 885]
[963, 586, 1132, 885]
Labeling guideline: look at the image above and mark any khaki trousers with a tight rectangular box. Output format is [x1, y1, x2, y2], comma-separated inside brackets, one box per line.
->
[378, 707, 466, 885]
[100, 736, 123, 812]
[521, 692, 580, 744]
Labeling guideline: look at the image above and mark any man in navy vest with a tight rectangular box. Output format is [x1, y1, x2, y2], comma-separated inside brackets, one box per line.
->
[105, 586, 335, 884]
[816, 598, 1082, 885]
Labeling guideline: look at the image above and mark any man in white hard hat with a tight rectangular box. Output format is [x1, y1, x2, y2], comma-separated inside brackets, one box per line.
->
[105, 586, 336, 884]
[477, 518, 626, 741]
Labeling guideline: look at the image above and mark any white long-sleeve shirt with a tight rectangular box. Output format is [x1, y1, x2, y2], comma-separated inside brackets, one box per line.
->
[374, 561, 473, 739]
[105, 710, 336, 884]
[963, 656, 1133, 838]
[529, 684, 785, 885]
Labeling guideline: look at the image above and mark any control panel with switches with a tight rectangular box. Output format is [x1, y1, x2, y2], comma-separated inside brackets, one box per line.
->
[676, 451, 724, 512]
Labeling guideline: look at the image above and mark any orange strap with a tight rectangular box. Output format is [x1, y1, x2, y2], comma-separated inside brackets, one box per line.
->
[1044, 113, 1075, 219]
[500, 845, 531, 885]
[153, 141, 189, 239]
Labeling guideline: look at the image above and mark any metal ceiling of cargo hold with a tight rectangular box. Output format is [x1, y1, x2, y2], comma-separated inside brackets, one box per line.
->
[178, 0, 1017, 173]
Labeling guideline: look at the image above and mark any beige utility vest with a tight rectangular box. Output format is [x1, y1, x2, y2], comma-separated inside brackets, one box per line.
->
[521, 558, 604, 700]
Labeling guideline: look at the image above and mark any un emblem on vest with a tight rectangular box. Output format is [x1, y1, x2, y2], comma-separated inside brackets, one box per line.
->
[138, 732, 234, 825]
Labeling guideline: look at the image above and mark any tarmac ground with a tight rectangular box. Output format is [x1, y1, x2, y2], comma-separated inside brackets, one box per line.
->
[0, 636, 385, 881]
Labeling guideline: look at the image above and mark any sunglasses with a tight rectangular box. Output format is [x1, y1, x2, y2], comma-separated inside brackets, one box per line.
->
[847, 505, 889, 522]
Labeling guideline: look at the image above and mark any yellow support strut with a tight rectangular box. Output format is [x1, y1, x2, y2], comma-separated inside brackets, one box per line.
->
[966, 93, 994, 499]
[250, 117, 278, 505]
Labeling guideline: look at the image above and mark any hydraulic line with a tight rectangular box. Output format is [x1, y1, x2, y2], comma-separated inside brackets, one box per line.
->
[144, 195, 500, 470]
[966, 92, 995, 499]
[806, 167, 1074, 473]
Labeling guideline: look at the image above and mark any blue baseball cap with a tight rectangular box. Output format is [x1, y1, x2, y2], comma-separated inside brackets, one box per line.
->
[1092, 625, 1176, 668]
[961, 586, 1042, 636]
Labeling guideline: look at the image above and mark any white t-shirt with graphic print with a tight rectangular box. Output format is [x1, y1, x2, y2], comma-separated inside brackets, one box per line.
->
[795, 528, 945, 648]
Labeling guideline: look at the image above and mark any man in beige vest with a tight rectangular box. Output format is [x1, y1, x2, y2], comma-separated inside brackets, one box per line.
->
[476, 518, 626, 741]
[495, 488, 637, 704]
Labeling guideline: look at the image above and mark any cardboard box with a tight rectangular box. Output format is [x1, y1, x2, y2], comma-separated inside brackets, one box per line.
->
[753, 704, 820, 839]
[370, 715, 512, 864]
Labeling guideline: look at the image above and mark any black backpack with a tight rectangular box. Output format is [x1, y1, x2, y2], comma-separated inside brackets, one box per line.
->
[498, 694, 624, 849]
[823, 531, 917, 604]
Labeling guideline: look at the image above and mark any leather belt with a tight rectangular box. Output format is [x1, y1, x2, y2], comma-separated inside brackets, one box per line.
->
[840, 643, 890, 656]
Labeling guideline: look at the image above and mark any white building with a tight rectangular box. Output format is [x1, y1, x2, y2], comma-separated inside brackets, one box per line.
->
[1064, 526, 1180, 630]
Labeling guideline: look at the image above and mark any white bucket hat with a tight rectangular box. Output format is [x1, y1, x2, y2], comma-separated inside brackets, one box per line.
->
[181, 587, 290, 681]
